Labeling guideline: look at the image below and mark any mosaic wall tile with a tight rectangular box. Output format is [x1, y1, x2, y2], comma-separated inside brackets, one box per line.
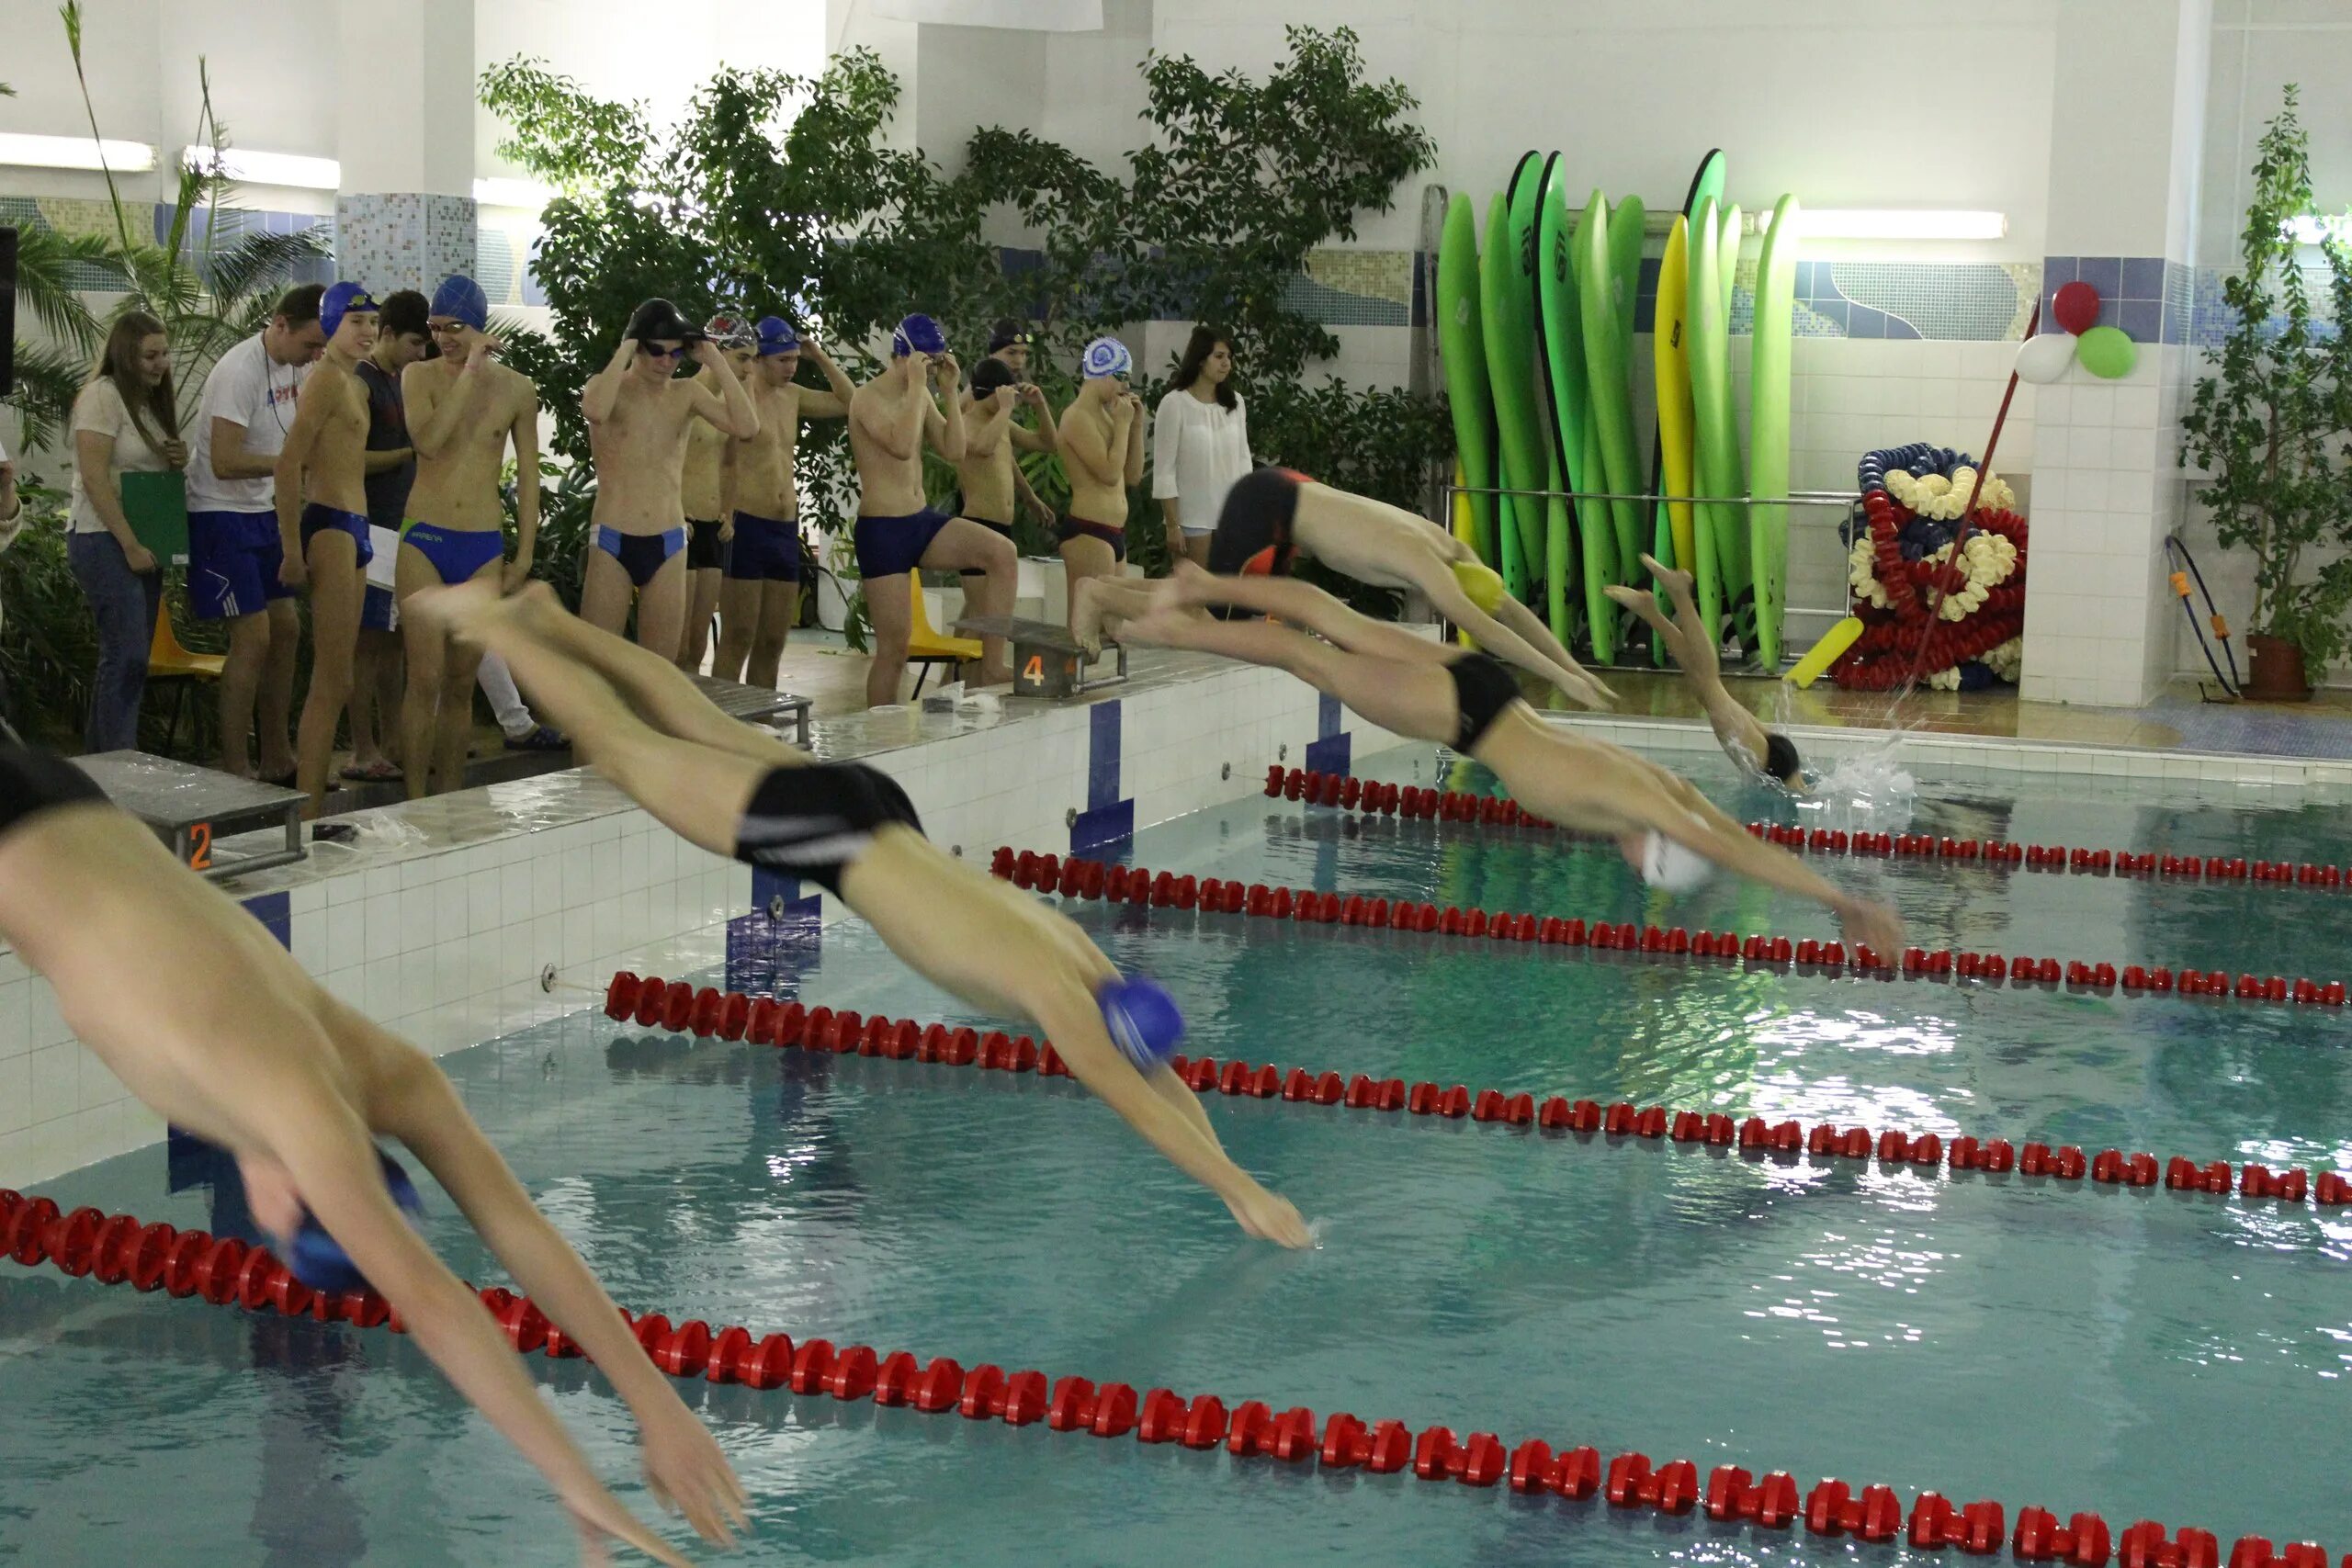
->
[0, 197, 334, 292]
[1303, 249, 1411, 309]
[335, 192, 476, 296]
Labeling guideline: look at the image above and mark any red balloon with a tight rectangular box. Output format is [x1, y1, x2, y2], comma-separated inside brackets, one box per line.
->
[2052, 280, 2100, 335]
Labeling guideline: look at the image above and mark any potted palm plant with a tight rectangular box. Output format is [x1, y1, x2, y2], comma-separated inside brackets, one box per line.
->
[2179, 85, 2352, 701]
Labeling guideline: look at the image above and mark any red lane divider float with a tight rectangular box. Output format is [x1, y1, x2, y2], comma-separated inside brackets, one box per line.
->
[1057, 813, 2352, 1016]
[588, 971, 2352, 1214]
[1263, 762, 2352, 898]
[2, 1186, 2338, 1568]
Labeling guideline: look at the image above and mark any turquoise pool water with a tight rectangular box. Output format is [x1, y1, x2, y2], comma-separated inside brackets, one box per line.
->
[4, 741, 2350, 1565]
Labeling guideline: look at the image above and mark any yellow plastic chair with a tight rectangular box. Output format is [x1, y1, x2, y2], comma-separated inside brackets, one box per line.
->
[148, 604, 226, 756]
[906, 576, 982, 697]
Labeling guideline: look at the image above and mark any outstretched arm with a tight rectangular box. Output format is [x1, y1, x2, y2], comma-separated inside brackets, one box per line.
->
[370, 1043, 746, 1548]
[1609, 558, 1773, 770]
[256, 1071, 703, 1567]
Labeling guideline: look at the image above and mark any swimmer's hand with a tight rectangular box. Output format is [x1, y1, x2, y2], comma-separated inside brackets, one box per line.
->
[638, 1401, 751, 1549]
[565, 1484, 693, 1568]
[1225, 1183, 1313, 1249]
[1834, 897, 1905, 958]
[1556, 671, 1615, 712]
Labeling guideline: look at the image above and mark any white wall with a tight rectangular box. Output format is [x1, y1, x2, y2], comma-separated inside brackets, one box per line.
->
[1150, 0, 2056, 261]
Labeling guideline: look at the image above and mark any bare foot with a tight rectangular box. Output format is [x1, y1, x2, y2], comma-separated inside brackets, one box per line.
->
[1067, 577, 1110, 660]
[1118, 604, 1206, 649]
[1639, 551, 1695, 596]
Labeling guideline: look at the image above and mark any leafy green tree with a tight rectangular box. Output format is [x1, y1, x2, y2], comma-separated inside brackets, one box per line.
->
[479, 28, 1446, 613]
[2179, 85, 2352, 676]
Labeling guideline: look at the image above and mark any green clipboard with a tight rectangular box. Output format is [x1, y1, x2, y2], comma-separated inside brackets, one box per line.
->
[121, 470, 189, 564]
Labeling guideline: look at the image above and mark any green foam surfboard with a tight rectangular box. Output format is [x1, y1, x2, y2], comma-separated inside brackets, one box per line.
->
[1646, 150, 1725, 638]
[1685, 197, 1734, 642]
[1713, 201, 1756, 644]
[1479, 157, 1544, 601]
[1575, 190, 1643, 615]
[1747, 194, 1800, 668]
[1505, 159, 1552, 589]
[1436, 193, 1498, 569]
[1538, 161, 1609, 658]
[1528, 152, 1585, 649]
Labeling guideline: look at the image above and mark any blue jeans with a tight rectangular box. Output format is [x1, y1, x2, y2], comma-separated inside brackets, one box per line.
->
[67, 530, 164, 753]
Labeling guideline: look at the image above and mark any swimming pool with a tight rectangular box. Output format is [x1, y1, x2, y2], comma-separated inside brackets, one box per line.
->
[4, 738, 2349, 1565]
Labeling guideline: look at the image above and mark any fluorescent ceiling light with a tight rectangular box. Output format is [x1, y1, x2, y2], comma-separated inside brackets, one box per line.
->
[1790, 209, 2007, 241]
[0, 132, 157, 172]
[473, 177, 556, 209]
[183, 146, 340, 189]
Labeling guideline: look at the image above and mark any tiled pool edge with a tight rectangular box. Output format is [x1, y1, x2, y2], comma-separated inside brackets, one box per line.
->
[0, 660, 1398, 1190]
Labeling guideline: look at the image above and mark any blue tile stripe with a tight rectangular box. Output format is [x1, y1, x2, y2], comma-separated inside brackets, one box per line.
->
[1076, 698, 1136, 855]
[241, 891, 290, 951]
[1306, 696, 1351, 776]
[2040, 255, 2187, 344]
[1088, 702, 1123, 811]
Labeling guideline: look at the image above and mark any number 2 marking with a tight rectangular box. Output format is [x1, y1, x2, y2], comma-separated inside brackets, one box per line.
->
[188, 822, 213, 871]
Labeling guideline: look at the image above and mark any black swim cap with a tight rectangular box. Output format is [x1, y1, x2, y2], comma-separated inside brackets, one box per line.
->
[626, 298, 699, 345]
[988, 318, 1033, 354]
[970, 357, 1018, 397]
[1764, 732, 1804, 787]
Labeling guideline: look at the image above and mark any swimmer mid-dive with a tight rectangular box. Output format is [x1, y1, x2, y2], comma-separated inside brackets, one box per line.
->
[1083, 562, 1903, 954]
[1607, 555, 1806, 792]
[1198, 468, 1616, 712]
[413, 576, 1312, 1251]
[0, 745, 744, 1567]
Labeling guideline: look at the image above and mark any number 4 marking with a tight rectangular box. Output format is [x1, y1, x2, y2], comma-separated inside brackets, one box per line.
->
[188, 822, 213, 871]
[1023, 655, 1044, 682]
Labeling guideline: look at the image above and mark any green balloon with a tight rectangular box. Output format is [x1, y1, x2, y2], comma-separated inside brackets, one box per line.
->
[2075, 324, 2137, 379]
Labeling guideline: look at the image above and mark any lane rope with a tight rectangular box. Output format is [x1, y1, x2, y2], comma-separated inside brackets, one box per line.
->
[588, 970, 2351, 1213]
[1263, 763, 2352, 898]
[0, 1185, 2333, 1568]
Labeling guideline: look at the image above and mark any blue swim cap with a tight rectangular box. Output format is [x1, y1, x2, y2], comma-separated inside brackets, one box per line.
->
[891, 313, 946, 357]
[288, 1147, 425, 1294]
[1098, 976, 1184, 1069]
[428, 273, 489, 332]
[1080, 336, 1132, 379]
[320, 281, 379, 342]
[756, 315, 800, 356]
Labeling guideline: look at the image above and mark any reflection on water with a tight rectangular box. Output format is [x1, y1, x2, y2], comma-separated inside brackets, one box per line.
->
[6, 743, 2352, 1563]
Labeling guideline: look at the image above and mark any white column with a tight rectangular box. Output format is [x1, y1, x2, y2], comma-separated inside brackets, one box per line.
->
[334, 0, 479, 293]
[2020, 0, 2211, 708]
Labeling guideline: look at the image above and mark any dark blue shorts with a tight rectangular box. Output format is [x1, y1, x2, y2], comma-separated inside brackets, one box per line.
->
[187, 509, 294, 620]
[852, 509, 953, 580]
[727, 512, 801, 582]
[299, 502, 373, 567]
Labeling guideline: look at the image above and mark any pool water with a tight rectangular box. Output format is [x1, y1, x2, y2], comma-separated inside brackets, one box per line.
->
[4, 741, 2350, 1566]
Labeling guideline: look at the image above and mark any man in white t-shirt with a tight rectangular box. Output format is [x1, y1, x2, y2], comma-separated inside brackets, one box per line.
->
[187, 283, 327, 781]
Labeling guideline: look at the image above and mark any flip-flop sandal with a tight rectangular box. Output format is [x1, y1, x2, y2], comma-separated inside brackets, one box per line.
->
[312, 822, 358, 844]
[503, 726, 570, 752]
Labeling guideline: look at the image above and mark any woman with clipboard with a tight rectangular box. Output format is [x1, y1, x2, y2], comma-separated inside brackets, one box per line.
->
[68, 311, 187, 753]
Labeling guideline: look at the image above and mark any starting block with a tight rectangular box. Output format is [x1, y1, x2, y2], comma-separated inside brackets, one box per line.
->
[952, 616, 1129, 698]
[74, 750, 306, 878]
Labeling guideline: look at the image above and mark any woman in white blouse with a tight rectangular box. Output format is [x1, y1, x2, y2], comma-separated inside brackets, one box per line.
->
[68, 311, 186, 751]
[1151, 326, 1253, 567]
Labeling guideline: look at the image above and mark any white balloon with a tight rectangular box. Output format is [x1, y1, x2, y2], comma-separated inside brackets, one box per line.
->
[2015, 333, 2075, 384]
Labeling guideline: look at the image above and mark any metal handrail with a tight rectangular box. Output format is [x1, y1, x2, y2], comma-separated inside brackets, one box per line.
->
[1438, 483, 1860, 628]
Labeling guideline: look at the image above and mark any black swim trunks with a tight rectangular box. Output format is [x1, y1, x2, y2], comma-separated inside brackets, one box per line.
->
[687, 518, 728, 572]
[1206, 466, 1307, 577]
[0, 741, 109, 843]
[732, 761, 924, 896]
[1445, 651, 1521, 753]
